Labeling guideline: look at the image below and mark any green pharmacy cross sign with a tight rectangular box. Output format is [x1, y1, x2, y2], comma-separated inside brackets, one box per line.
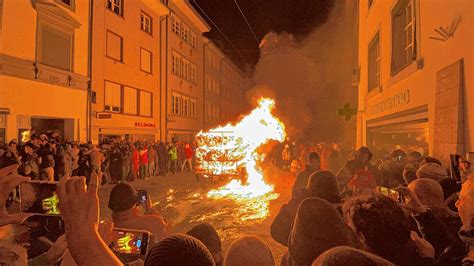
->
[338, 103, 357, 121]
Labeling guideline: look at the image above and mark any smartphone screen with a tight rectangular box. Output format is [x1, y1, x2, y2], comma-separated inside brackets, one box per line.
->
[137, 189, 148, 204]
[20, 181, 60, 215]
[376, 186, 400, 202]
[109, 229, 149, 255]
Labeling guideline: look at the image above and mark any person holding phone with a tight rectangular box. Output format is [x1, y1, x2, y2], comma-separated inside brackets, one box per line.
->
[108, 183, 171, 241]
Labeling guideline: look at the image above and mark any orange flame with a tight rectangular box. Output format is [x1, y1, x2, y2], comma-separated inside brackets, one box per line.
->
[196, 98, 286, 220]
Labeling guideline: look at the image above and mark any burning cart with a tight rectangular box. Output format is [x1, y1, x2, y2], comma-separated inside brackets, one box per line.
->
[195, 130, 248, 184]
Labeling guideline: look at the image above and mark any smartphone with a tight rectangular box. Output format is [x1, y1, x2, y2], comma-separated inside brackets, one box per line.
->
[449, 154, 462, 182]
[376, 186, 404, 203]
[20, 181, 60, 215]
[20, 214, 65, 242]
[109, 228, 150, 255]
[137, 189, 148, 204]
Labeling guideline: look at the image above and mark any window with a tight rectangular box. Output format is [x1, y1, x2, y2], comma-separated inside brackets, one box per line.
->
[172, 52, 181, 76]
[181, 59, 189, 80]
[106, 0, 122, 16]
[106, 31, 123, 62]
[123, 86, 138, 115]
[172, 93, 181, 115]
[105, 81, 121, 112]
[181, 24, 189, 42]
[141, 12, 152, 34]
[140, 48, 152, 73]
[37, 24, 73, 71]
[368, 33, 380, 91]
[190, 99, 197, 118]
[139, 91, 152, 116]
[190, 64, 197, 84]
[190, 32, 197, 48]
[182, 96, 189, 117]
[391, 0, 415, 75]
[171, 17, 180, 35]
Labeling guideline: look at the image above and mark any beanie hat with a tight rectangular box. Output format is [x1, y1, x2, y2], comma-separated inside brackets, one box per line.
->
[312, 246, 395, 266]
[224, 235, 275, 266]
[289, 198, 356, 266]
[186, 223, 222, 254]
[416, 162, 448, 181]
[305, 171, 340, 203]
[145, 234, 215, 266]
[308, 152, 320, 161]
[108, 183, 138, 212]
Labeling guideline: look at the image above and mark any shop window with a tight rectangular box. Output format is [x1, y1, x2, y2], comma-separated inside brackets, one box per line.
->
[368, 33, 380, 91]
[106, 0, 123, 16]
[123, 86, 138, 115]
[172, 92, 181, 116]
[106, 31, 123, 62]
[139, 91, 152, 117]
[37, 24, 73, 71]
[104, 81, 121, 112]
[140, 12, 152, 35]
[391, 0, 415, 75]
[140, 48, 152, 73]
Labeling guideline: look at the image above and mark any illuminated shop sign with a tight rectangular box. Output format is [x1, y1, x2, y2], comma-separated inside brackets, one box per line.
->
[135, 122, 156, 128]
[370, 89, 410, 115]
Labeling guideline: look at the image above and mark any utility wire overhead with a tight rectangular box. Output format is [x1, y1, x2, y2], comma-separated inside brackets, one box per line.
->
[233, 0, 260, 44]
[192, 0, 245, 62]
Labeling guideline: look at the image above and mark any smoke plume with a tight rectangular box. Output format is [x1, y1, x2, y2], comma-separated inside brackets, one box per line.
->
[248, 0, 358, 144]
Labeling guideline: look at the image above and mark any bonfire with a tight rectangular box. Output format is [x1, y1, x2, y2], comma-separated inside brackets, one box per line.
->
[195, 98, 286, 220]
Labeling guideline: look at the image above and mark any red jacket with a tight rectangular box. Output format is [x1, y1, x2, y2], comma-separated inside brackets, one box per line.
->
[184, 147, 193, 159]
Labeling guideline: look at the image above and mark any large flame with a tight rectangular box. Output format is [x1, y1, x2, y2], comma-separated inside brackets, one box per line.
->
[195, 98, 286, 220]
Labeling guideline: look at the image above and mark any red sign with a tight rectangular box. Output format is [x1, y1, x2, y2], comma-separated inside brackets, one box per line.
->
[135, 122, 156, 128]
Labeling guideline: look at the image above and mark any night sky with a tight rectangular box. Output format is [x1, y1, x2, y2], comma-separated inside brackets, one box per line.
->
[190, 0, 335, 70]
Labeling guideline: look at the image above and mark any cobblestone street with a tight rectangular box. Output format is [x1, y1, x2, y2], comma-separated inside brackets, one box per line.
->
[97, 169, 293, 263]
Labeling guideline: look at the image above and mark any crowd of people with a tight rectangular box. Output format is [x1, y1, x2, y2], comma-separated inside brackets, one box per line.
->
[0, 132, 196, 185]
[0, 130, 473, 265]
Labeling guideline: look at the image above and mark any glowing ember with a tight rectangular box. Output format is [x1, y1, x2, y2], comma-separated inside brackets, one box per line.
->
[195, 98, 286, 220]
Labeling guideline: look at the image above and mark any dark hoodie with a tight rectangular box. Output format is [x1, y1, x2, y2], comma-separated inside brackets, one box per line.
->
[282, 198, 357, 266]
[271, 171, 342, 247]
[337, 146, 381, 193]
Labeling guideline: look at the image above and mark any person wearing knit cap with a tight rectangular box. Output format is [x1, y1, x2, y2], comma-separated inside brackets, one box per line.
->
[311, 246, 394, 266]
[284, 197, 356, 266]
[108, 183, 170, 241]
[271, 171, 341, 246]
[145, 234, 215, 266]
[187, 223, 223, 266]
[224, 235, 275, 266]
[416, 162, 448, 182]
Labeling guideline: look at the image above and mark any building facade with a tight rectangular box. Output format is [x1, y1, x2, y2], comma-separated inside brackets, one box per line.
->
[203, 39, 224, 129]
[203, 39, 249, 130]
[357, 0, 473, 163]
[0, 0, 90, 143]
[90, 0, 168, 143]
[160, 0, 210, 141]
